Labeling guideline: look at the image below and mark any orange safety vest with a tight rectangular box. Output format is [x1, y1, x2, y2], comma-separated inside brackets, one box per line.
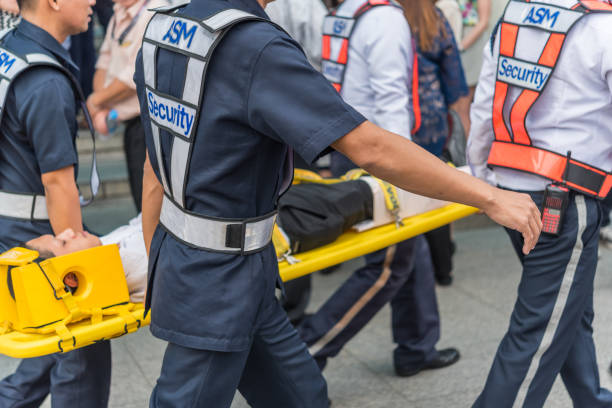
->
[321, 0, 421, 134]
[489, 0, 612, 199]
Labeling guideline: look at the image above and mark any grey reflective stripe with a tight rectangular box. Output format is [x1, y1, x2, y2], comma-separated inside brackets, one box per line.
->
[183, 58, 206, 106]
[202, 9, 256, 31]
[145, 8, 278, 252]
[496, 56, 552, 91]
[32, 195, 48, 220]
[142, 42, 156, 88]
[321, 60, 345, 84]
[513, 195, 587, 407]
[145, 13, 217, 57]
[145, 86, 198, 139]
[0, 78, 10, 112]
[504, 1, 583, 33]
[322, 16, 354, 38]
[0, 191, 48, 220]
[170, 137, 190, 206]
[0, 50, 28, 80]
[0, 28, 12, 41]
[159, 195, 277, 253]
[151, 124, 169, 191]
[25, 53, 61, 66]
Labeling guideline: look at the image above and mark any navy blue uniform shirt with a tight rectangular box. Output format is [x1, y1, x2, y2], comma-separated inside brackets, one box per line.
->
[0, 20, 80, 251]
[135, 0, 365, 351]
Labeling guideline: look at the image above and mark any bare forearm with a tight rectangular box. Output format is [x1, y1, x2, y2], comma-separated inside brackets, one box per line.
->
[338, 122, 494, 208]
[42, 167, 83, 234]
[89, 79, 135, 111]
[333, 122, 542, 254]
[461, 21, 487, 50]
[92, 69, 107, 93]
[450, 96, 471, 139]
[461, 0, 491, 50]
[142, 155, 163, 255]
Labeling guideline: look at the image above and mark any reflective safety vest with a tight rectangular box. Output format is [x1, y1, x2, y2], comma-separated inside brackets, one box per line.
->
[489, 0, 612, 199]
[321, 0, 421, 134]
[0, 29, 100, 220]
[142, 5, 293, 254]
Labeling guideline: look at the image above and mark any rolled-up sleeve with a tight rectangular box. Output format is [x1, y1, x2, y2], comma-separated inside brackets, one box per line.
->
[247, 36, 366, 164]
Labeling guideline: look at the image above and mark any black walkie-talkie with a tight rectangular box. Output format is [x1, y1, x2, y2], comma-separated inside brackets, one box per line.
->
[541, 151, 571, 236]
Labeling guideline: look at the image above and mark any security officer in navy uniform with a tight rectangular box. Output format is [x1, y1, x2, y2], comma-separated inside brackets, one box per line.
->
[136, 0, 543, 406]
[0, 0, 111, 406]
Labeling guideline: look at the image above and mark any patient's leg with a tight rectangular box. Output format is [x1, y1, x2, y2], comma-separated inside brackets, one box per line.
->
[298, 238, 416, 369]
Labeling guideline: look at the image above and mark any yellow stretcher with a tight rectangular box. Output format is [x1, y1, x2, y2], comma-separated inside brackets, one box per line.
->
[0, 203, 477, 359]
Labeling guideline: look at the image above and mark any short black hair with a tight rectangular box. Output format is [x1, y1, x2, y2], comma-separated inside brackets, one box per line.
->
[23, 243, 54, 260]
[16, 0, 33, 12]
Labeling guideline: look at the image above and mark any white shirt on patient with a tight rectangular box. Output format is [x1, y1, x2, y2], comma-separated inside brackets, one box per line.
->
[100, 214, 147, 303]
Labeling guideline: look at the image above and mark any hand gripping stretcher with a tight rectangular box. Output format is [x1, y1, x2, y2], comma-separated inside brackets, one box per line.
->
[0, 173, 477, 359]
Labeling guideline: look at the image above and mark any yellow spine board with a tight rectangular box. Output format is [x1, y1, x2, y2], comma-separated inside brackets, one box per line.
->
[11, 245, 130, 332]
[0, 248, 39, 335]
[278, 203, 478, 282]
[0, 204, 477, 359]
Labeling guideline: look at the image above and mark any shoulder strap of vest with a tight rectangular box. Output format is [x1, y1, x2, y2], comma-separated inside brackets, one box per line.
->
[0, 44, 100, 204]
[142, 8, 294, 209]
[322, 0, 397, 92]
[322, 0, 420, 134]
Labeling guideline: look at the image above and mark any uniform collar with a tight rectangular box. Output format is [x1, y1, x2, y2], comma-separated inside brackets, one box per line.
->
[114, 0, 148, 21]
[15, 19, 79, 74]
[229, 0, 268, 19]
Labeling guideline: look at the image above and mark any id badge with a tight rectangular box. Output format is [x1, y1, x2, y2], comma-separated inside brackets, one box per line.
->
[541, 183, 569, 236]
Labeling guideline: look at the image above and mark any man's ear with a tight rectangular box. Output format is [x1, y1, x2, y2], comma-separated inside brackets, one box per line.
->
[47, 0, 60, 11]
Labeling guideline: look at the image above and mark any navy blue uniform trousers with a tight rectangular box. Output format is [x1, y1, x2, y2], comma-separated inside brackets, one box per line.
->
[149, 290, 328, 408]
[474, 192, 612, 408]
[0, 341, 111, 408]
[299, 236, 441, 369]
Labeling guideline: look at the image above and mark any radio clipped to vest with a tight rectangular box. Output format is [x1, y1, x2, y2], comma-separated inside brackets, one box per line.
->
[488, 0, 612, 200]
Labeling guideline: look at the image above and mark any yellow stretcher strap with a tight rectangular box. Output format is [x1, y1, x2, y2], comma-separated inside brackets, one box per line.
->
[294, 168, 403, 227]
[35, 263, 85, 322]
[54, 322, 76, 353]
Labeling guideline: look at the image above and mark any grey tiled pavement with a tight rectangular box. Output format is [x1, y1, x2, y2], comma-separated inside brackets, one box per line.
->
[2, 224, 612, 407]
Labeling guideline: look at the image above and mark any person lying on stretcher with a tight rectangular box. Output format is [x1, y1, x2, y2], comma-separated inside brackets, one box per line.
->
[19, 170, 456, 302]
[23, 216, 147, 303]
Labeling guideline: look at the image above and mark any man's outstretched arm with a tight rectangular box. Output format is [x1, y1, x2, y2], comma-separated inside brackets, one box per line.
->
[332, 121, 542, 254]
[142, 153, 163, 255]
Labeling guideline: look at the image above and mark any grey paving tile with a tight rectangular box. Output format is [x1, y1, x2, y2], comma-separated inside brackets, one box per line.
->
[119, 329, 166, 387]
[107, 341, 154, 407]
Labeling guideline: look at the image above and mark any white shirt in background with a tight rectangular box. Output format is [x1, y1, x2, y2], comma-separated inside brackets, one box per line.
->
[334, 0, 414, 139]
[265, 0, 328, 71]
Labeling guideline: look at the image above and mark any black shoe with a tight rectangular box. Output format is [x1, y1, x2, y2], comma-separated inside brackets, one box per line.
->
[609, 360, 612, 375]
[394, 348, 460, 377]
[435, 275, 453, 286]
